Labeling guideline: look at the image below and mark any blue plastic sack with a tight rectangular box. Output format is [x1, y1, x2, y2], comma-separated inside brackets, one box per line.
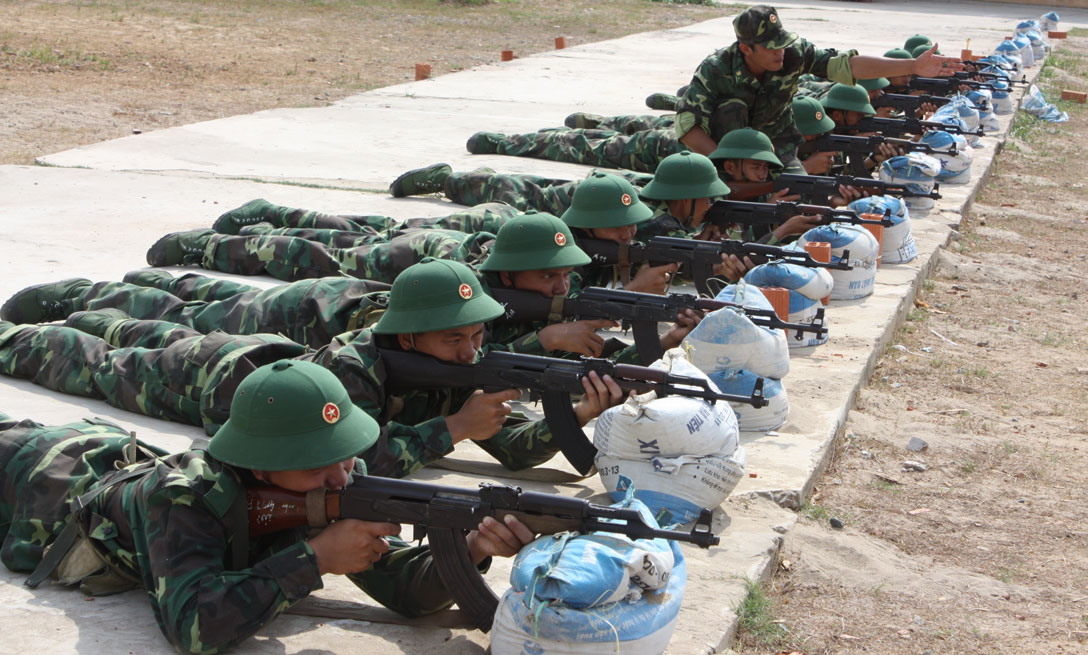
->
[1022, 84, 1068, 123]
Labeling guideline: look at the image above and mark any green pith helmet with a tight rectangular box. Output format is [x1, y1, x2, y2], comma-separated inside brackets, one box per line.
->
[857, 77, 890, 92]
[371, 258, 504, 334]
[792, 96, 836, 136]
[884, 48, 913, 60]
[733, 5, 797, 49]
[560, 172, 654, 229]
[821, 83, 876, 116]
[903, 34, 933, 52]
[478, 211, 591, 272]
[911, 43, 940, 58]
[209, 360, 378, 471]
[639, 151, 731, 200]
[708, 127, 783, 168]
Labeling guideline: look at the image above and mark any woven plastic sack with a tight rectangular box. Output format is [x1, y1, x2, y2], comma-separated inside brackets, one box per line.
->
[1023, 84, 1069, 123]
[679, 283, 789, 380]
[708, 370, 789, 431]
[796, 225, 879, 299]
[878, 153, 942, 211]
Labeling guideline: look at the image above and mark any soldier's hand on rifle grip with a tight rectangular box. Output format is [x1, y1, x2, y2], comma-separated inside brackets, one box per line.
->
[660, 308, 704, 351]
[573, 371, 625, 426]
[772, 214, 823, 241]
[538, 319, 618, 357]
[916, 102, 938, 119]
[694, 222, 723, 241]
[308, 519, 400, 575]
[447, 388, 521, 443]
[626, 262, 679, 295]
[768, 188, 800, 203]
[713, 253, 752, 283]
[466, 515, 537, 563]
[830, 184, 866, 208]
[802, 150, 836, 175]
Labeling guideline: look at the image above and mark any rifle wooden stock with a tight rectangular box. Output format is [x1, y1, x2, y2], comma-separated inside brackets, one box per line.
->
[247, 475, 721, 631]
[725, 179, 774, 201]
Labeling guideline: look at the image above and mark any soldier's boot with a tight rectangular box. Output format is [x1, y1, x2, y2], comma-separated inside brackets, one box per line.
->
[644, 92, 678, 111]
[0, 278, 93, 323]
[563, 112, 605, 129]
[122, 269, 176, 290]
[466, 131, 504, 155]
[389, 163, 453, 197]
[212, 199, 275, 234]
[64, 308, 133, 340]
[146, 229, 215, 267]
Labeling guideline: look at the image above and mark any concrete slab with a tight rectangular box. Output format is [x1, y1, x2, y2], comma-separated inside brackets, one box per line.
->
[3, 2, 1083, 654]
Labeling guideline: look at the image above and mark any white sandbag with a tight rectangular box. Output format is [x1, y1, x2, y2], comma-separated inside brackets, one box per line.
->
[679, 289, 790, 380]
[845, 194, 915, 264]
[918, 131, 973, 183]
[742, 260, 834, 301]
[491, 539, 686, 655]
[593, 381, 738, 460]
[932, 98, 980, 146]
[709, 370, 789, 432]
[1039, 11, 1059, 32]
[990, 79, 1015, 115]
[878, 153, 942, 211]
[597, 451, 746, 524]
[784, 291, 828, 348]
[796, 225, 879, 300]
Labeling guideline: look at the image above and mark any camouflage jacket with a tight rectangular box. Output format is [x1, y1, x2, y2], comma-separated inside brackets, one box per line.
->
[674, 39, 857, 154]
[0, 414, 454, 654]
[306, 329, 559, 478]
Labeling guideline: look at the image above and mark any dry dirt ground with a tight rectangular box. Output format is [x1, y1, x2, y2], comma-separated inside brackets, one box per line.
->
[734, 36, 1088, 655]
[0, 0, 733, 165]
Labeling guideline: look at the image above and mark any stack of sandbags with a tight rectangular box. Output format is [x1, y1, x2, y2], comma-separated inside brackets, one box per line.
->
[878, 153, 942, 212]
[491, 497, 687, 655]
[741, 262, 832, 347]
[850, 194, 918, 264]
[595, 351, 745, 524]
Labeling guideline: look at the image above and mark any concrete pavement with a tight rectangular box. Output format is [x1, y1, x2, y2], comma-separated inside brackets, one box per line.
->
[3, 1, 1087, 653]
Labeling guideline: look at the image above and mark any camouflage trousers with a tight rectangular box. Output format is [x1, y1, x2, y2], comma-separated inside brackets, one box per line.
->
[190, 227, 495, 283]
[0, 319, 304, 434]
[486, 127, 686, 173]
[0, 413, 161, 571]
[73, 275, 388, 349]
[444, 169, 655, 214]
[589, 114, 675, 134]
[220, 201, 521, 236]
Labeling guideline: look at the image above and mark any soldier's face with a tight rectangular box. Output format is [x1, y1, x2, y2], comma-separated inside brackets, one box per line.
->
[723, 159, 771, 183]
[501, 267, 574, 298]
[887, 74, 912, 89]
[741, 42, 786, 73]
[401, 324, 485, 364]
[255, 457, 355, 492]
[588, 224, 638, 244]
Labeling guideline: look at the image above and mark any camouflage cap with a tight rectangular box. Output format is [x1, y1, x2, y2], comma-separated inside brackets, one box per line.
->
[857, 77, 890, 92]
[792, 96, 836, 136]
[708, 127, 784, 168]
[733, 5, 797, 49]
[209, 360, 378, 471]
[639, 151, 731, 201]
[903, 34, 933, 52]
[372, 258, 504, 334]
[822, 83, 876, 116]
[884, 48, 914, 60]
[561, 172, 654, 229]
[478, 211, 591, 272]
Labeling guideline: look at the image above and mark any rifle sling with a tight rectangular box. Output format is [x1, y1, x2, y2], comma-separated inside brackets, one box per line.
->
[548, 294, 566, 323]
[285, 596, 478, 630]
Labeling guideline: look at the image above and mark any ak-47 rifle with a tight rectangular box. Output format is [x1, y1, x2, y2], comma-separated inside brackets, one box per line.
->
[770, 173, 942, 206]
[853, 115, 984, 138]
[379, 348, 766, 475]
[577, 235, 850, 296]
[248, 475, 719, 631]
[908, 76, 996, 96]
[490, 285, 828, 364]
[796, 133, 946, 176]
[871, 92, 952, 114]
[706, 199, 893, 231]
[952, 69, 1029, 86]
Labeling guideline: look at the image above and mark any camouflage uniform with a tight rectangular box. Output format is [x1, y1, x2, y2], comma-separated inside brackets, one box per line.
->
[673, 40, 857, 171]
[0, 321, 558, 478]
[0, 413, 462, 654]
[63, 275, 390, 349]
[794, 73, 835, 101]
[220, 200, 521, 237]
[477, 126, 687, 173]
[442, 169, 656, 216]
[184, 227, 495, 283]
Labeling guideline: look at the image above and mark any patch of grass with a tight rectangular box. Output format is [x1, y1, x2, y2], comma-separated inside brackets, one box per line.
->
[907, 308, 927, 322]
[735, 578, 788, 647]
[800, 502, 829, 521]
[1000, 440, 1019, 457]
[1038, 331, 1071, 347]
[958, 460, 977, 474]
[928, 356, 947, 369]
[996, 566, 1022, 583]
[1069, 27, 1088, 38]
[872, 478, 903, 493]
[922, 279, 935, 292]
